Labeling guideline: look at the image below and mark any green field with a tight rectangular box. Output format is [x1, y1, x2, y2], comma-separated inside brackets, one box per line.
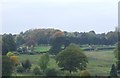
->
[85, 50, 116, 76]
[34, 46, 51, 52]
[17, 50, 116, 76]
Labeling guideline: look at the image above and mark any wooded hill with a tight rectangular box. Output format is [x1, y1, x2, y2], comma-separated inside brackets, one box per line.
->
[14, 28, 118, 46]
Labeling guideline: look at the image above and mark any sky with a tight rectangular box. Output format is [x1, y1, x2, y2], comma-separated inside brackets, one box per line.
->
[1, 0, 119, 34]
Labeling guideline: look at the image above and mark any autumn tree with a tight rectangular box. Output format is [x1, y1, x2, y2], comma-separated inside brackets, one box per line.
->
[56, 43, 88, 73]
[10, 56, 19, 66]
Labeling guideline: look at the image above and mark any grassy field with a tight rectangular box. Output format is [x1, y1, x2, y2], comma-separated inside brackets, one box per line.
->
[34, 46, 51, 52]
[33, 45, 115, 52]
[85, 50, 116, 76]
[17, 49, 116, 76]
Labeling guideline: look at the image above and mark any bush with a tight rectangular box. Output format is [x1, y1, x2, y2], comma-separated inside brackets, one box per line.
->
[29, 52, 35, 55]
[32, 66, 43, 75]
[17, 65, 25, 73]
[22, 59, 32, 71]
[38, 54, 50, 72]
[2, 56, 14, 76]
[45, 68, 58, 76]
[63, 71, 80, 76]
[80, 70, 91, 77]
[6, 52, 14, 57]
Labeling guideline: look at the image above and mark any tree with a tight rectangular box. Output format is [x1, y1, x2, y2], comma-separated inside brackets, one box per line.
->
[15, 35, 25, 47]
[32, 66, 42, 75]
[16, 65, 25, 73]
[2, 34, 17, 55]
[6, 52, 14, 57]
[49, 36, 70, 55]
[25, 36, 36, 47]
[10, 56, 19, 66]
[110, 64, 118, 77]
[56, 43, 88, 73]
[114, 42, 120, 71]
[45, 68, 58, 76]
[2, 56, 14, 76]
[38, 54, 50, 72]
[22, 59, 32, 71]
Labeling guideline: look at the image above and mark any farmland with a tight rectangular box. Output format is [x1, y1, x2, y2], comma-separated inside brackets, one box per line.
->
[16, 45, 116, 76]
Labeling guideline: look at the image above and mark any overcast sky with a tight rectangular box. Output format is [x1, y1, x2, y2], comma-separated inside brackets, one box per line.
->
[1, 0, 119, 34]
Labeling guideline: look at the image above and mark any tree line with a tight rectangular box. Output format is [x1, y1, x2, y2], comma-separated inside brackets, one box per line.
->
[1, 28, 118, 55]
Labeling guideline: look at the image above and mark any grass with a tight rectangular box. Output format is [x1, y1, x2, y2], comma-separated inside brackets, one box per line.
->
[18, 54, 42, 64]
[34, 46, 51, 52]
[17, 49, 116, 76]
[85, 50, 116, 76]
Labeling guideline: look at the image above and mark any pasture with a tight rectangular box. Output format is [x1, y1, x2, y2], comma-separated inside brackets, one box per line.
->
[17, 49, 116, 76]
[34, 45, 51, 52]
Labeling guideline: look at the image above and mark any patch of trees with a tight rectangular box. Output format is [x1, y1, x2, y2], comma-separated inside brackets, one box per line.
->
[2, 43, 89, 76]
[2, 29, 118, 55]
[49, 36, 70, 55]
[14, 29, 117, 48]
[2, 34, 17, 55]
[2, 52, 19, 77]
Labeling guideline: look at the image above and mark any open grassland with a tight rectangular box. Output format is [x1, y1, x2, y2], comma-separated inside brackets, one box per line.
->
[85, 50, 116, 76]
[17, 50, 116, 76]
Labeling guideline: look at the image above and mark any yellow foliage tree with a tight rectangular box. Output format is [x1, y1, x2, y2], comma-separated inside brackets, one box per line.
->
[10, 56, 19, 66]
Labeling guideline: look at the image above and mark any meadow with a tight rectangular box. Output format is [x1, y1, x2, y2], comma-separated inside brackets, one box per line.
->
[17, 45, 116, 76]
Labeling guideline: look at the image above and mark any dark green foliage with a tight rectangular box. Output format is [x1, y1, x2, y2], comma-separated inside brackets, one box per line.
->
[22, 59, 32, 70]
[56, 43, 88, 73]
[16, 35, 25, 47]
[32, 66, 43, 75]
[114, 42, 120, 70]
[38, 54, 50, 72]
[16, 65, 25, 73]
[2, 34, 17, 55]
[49, 36, 70, 55]
[49, 45, 61, 55]
[45, 68, 58, 76]
[110, 64, 118, 77]
[2, 56, 14, 76]
[4, 29, 117, 50]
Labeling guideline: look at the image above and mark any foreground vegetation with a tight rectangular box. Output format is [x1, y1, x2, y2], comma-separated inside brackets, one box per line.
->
[15, 49, 115, 76]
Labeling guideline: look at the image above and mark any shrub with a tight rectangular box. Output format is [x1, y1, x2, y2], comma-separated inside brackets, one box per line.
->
[6, 52, 14, 57]
[45, 68, 58, 76]
[38, 54, 50, 72]
[80, 70, 91, 77]
[32, 66, 43, 75]
[16, 65, 25, 73]
[2, 56, 14, 76]
[22, 59, 32, 71]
